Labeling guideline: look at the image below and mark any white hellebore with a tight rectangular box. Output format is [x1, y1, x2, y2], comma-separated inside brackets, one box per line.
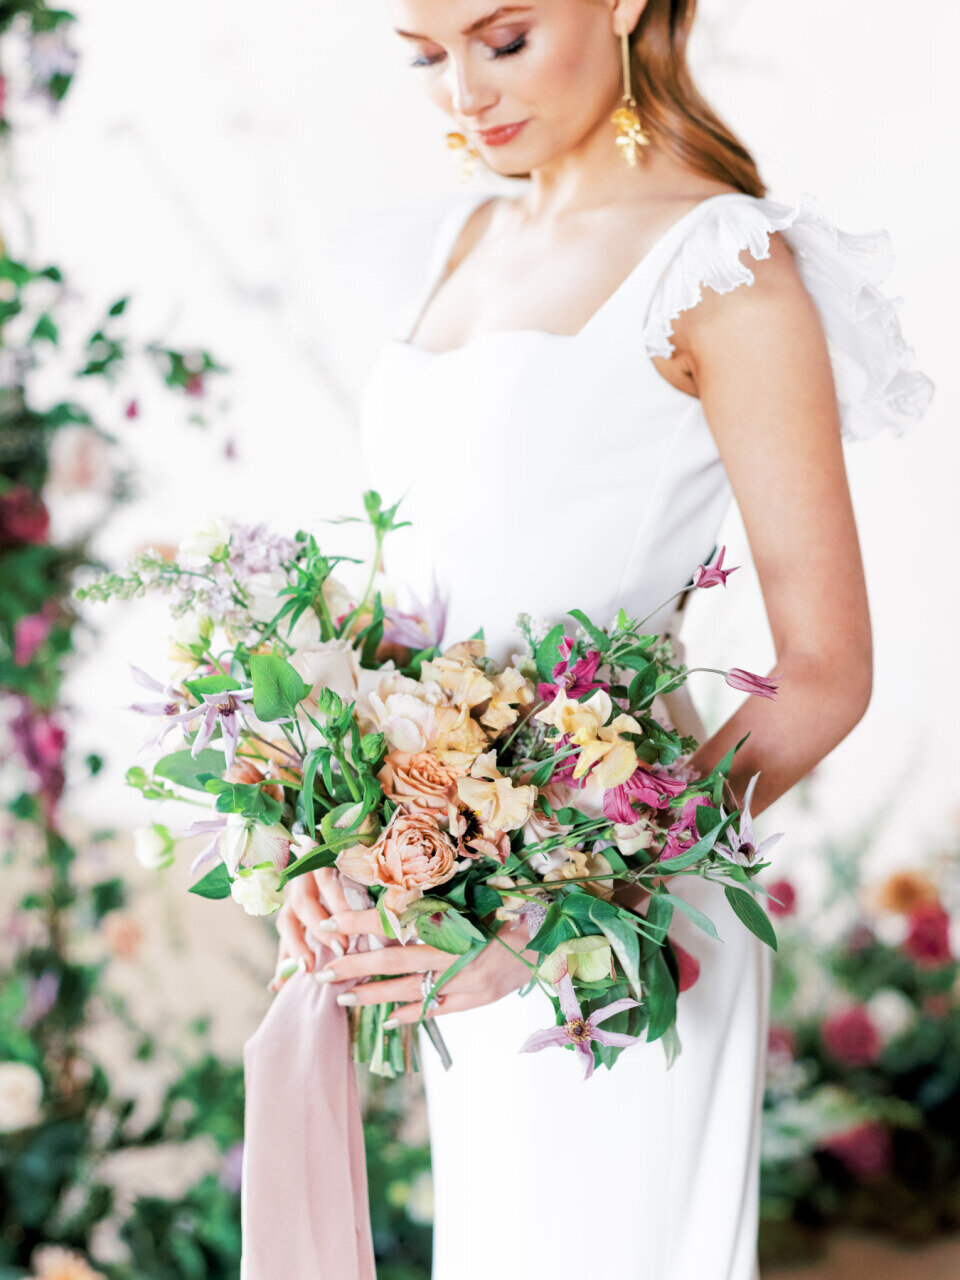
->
[133, 823, 176, 870]
[177, 515, 231, 567]
[0, 1061, 44, 1132]
[230, 865, 285, 916]
[218, 813, 291, 878]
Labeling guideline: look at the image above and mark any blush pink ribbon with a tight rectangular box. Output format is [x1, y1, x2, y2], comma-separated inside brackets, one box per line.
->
[240, 918, 378, 1279]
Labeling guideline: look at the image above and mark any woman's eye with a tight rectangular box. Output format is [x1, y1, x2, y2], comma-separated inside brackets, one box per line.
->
[490, 33, 526, 58]
[409, 50, 443, 69]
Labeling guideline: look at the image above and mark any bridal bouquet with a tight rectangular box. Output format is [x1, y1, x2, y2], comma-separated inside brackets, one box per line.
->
[76, 490, 783, 1078]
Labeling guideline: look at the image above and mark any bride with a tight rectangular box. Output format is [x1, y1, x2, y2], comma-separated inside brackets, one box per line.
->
[247, 2, 933, 1278]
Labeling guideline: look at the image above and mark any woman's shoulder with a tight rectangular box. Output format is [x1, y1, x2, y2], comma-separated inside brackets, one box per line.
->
[643, 190, 936, 441]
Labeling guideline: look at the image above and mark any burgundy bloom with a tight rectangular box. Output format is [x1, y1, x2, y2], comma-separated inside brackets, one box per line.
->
[536, 636, 607, 703]
[902, 902, 952, 968]
[0, 485, 50, 546]
[725, 667, 779, 701]
[125, 398, 139, 419]
[846, 924, 876, 955]
[767, 1025, 796, 1061]
[820, 1122, 892, 1180]
[520, 970, 641, 1080]
[766, 878, 796, 917]
[821, 1006, 882, 1067]
[692, 544, 739, 589]
[603, 764, 686, 823]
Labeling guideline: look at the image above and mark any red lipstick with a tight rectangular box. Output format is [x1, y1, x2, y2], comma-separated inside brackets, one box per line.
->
[477, 119, 529, 147]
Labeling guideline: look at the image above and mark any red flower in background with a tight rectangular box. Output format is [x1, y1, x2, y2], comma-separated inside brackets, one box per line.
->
[768, 1025, 796, 1061]
[902, 902, 952, 968]
[672, 940, 700, 993]
[820, 1122, 892, 1180]
[766, 878, 796, 916]
[0, 485, 50, 546]
[821, 1006, 882, 1067]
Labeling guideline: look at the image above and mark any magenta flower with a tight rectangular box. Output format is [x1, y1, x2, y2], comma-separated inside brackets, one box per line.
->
[520, 971, 641, 1081]
[661, 794, 714, 861]
[725, 667, 779, 700]
[692, 545, 739, 589]
[603, 764, 687, 822]
[536, 636, 608, 703]
[382, 575, 448, 650]
[14, 613, 51, 665]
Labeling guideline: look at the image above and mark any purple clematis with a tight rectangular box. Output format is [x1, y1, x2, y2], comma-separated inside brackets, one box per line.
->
[381, 575, 448, 650]
[520, 970, 642, 1080]
[536, 636, 608, 703]
[714, 773, 784, 867]
[165, 685, 257, 770]
[126, 665, 195, 755]
[692, 544, 739, 589]
[725, 667, 779, 701]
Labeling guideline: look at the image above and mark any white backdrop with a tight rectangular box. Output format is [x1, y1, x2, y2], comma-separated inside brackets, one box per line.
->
[11, 0, 957, 864]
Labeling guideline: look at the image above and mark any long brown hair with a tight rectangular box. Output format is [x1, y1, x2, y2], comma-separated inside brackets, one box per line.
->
[631, 0, 765, 197]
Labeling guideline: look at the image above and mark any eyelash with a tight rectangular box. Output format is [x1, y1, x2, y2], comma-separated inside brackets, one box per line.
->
[410, 33, 527, 69]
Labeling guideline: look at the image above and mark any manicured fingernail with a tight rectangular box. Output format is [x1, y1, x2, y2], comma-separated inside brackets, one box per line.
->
[383, 1017, 399, 1030]
[315, 969, 338, 984]
[336, 992, 358, 1007]
[316, 918, 341, 933]
[326, 938, 345, 958]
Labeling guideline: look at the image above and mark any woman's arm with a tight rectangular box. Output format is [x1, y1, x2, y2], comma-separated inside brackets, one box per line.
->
[668, 233, 873, 818]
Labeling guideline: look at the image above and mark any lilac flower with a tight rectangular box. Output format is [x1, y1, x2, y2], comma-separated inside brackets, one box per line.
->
[725, 667, 779, 701]
[165, 685, 257, 770]
[126, 664, 194, 754]
[603, 764, 687, 822]
[536, 637, 607, 703]
[382, 576, 448, 650]
[520, 971, 641, 1080]
[714, 774, 784, 866]
[220, 1141, 244, 1193]
[18, 972, 60, 1027]
[692, 545, 739, 589]
[227, 523, 298, 577]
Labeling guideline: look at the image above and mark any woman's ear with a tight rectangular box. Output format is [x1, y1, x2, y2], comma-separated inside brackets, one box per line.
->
[609, 0, 650, 35]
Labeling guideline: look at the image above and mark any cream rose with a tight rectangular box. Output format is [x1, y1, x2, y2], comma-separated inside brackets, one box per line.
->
[230, 866, 285, 916]
[0, 1061, 43, 1132]
[336, 811, 459, 914]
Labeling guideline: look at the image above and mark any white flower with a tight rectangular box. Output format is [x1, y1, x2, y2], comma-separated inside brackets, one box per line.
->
[133, 823, 175, 870]
[172, 611, 213, 650]
[405, 1169, 434, 1226]
[0, 1061, 43, 1132]
[866, 988, 915, 1042]
[230, 865, 284, 916]
[178, 516, 231, 567]
[219, 814, 291, 877]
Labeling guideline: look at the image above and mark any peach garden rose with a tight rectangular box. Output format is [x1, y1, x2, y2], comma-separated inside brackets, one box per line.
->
[336, 810, 460, 914]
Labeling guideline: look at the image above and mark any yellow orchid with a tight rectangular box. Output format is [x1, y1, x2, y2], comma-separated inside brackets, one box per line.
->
[543, 847, 615, 900]
[479, 665, 536, 734]
[534, 688, 642, 788]
[456, 749, 537, 834]
[433, 701, 491, 766]
[421, 640, 494, 708]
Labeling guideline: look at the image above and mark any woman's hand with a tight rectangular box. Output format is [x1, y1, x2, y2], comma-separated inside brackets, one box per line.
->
[315, 908, 539, 1028]
[269, 868, 352, 991]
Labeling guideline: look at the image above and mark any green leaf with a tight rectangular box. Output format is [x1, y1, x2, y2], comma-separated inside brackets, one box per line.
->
[189, 863, 232, 900]
[566, 608, 611, 653]
[469, 883, 504, 916]
[658, 892, 720, 940]
[154, 748, 226, 792]
[183, 673, 240, 698]
[413, 905, 486, 955]
[644, 948, 678, 1043]
[589, 898, 643, 1001]
[724, 885, 777, 950]
[534, 623, 565, 682]
[528, 900, 578, 953]
[249, 653, 309, 723]
[282, 844, 337, 882]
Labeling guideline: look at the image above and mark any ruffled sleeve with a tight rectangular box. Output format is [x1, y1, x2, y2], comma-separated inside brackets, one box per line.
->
[643, 192, 935, 442]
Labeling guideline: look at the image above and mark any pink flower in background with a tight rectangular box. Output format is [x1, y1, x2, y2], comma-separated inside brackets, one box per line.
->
[902, 902, 952, 968]
[923, 994, 951, 1020]
[846, 924, 876, 955]
[821, 1006, 882, 1067]
[660, 794, 713, 861]
[0, 73, 7, 119]
[382, 577, 448, 650]
[603, 764, 686, 822]
[14, 613, 52, 665]
[520, 970, 641, 1081]
[185, 372, 205, 397]
[0, 485, 49, 546]
[124, 398, 139, 419]
[220, 1141, 244, 1192]
[820, 1122, 892, 1180]
[766, 878, 797, 916]
[19, 973, 60, 1027]
[767, 1025, 796, 1061]
[725, 668, 780, 701]
[537, 637, 607, 703]
[692, 545, 739, 589]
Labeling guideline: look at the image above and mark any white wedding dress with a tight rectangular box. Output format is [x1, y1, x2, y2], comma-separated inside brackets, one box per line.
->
[356, 186, 933, 1280]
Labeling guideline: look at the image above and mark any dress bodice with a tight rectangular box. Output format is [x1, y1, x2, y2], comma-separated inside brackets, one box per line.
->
[357, 187, 933, 667]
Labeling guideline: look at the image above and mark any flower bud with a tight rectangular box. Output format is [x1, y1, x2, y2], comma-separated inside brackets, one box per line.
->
[133, 823, 175, 870]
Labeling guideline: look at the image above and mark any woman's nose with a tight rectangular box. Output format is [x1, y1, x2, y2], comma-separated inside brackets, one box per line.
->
[447, 57, 496, 120]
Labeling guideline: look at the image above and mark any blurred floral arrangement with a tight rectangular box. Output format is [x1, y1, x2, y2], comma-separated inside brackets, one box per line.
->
[759, 795, 960, 1265]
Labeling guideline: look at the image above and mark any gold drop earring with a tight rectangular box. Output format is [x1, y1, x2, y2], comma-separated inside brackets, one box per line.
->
[610, 26, 650, 166]
[445, 130, 479, 183]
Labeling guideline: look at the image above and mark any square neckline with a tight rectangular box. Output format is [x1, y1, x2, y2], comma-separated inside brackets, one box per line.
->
[392, 188, 751, 358]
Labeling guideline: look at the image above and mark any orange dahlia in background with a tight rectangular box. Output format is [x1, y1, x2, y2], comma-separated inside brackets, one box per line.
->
[873, 869, 940, 915]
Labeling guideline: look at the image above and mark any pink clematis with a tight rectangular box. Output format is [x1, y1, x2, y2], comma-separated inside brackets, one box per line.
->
[603, 763, 687, 822]
[519, 970, 641, 1081]
[692, 545, 739, 589]
[382, 575, 448, 651]
[537, 636, 608, 703]
[725, 667, 779, 700]
[661, 793, 715, 861]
